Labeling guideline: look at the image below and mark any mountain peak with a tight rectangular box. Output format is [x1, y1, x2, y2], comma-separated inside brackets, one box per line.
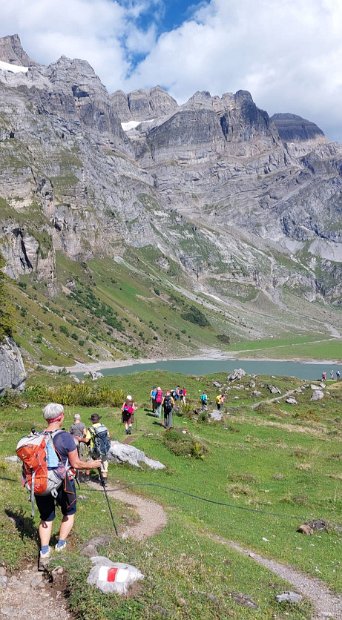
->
[0, 34, 36, 66]
[271, 113, 325, 142]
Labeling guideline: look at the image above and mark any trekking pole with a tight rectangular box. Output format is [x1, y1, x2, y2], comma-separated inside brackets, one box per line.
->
[98, 466, 119, 537]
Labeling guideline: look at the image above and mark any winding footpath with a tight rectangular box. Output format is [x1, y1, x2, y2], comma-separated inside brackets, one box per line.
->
[1, 485, 341, 620]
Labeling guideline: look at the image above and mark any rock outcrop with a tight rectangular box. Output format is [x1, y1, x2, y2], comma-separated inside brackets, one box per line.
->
[0, 337, 26, 393]
[271, 113, 324, 142]
[112, 86, 178, 122]
[0, 34, 36, 66]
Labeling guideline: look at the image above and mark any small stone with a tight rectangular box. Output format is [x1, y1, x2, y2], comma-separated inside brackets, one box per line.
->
[0, 575, 8, 587]
[177, 597, 186, 606]
[275, 591, 302, 604]
[30, 573, 44, 587]
[0, 566, 6, 576]
[297, 524, 313, 535]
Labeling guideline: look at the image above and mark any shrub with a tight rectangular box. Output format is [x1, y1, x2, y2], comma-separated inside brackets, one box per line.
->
[163, 429, 208, 458]
[181, 305, 210, 327]
[217, 334, 230, 344]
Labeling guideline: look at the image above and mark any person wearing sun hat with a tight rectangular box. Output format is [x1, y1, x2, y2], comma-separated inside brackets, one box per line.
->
[82, 413, 110, 485]
[121, 395, 137, 435]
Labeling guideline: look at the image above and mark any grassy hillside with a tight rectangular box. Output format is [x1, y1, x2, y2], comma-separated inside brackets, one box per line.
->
[1, 369, 341, 619]
[7, 246, 342, 367]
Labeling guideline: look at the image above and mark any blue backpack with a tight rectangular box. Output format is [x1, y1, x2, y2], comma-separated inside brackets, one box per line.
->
[89, 424, 110, 457]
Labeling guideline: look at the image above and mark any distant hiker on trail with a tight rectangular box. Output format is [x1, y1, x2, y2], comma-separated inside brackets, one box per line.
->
[18, 403, 101, 571]
[330, 370, 334, 379]
[150, 386, 157, 413]
[322, 371, 327, 381]
[154, 387, 163, 418]
[216, 394, 225, 410]
[336, 370, 341, 380]
[163, 391, 174, 429]
[84, 414, 111, 485]
[179, 387, 187, 404]
[122, 395, 136, 434]
[200, 390, 208, 410]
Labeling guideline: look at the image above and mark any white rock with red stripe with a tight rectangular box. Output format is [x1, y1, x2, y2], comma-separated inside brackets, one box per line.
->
[87, 556, 144, 594]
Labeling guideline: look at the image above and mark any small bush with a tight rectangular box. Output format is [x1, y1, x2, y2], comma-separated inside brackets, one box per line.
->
[163, 429, 208, 459]
[217, 334, 230, 344]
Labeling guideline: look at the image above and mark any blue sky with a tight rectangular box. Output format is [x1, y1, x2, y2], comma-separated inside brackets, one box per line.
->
[135, 0, 205, 33]
[1, 0, 341, 141]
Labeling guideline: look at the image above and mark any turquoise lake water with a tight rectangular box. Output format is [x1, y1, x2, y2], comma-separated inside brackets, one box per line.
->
[97, 359, 341, 380]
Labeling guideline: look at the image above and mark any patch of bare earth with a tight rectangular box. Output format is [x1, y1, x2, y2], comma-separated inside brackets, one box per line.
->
[0, 564, 72, 619]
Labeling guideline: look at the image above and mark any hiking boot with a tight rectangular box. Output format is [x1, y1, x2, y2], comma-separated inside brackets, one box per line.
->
[55, 541, 67, 553]
[38, 547, 51, 571]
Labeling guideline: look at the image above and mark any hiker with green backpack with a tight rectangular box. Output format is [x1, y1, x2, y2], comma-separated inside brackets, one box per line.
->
[16, 403, 102, 571]
[83, 413, 111, 485]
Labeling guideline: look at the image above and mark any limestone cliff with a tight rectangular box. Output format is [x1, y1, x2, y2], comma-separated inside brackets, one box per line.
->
[0, 337, 26, 393]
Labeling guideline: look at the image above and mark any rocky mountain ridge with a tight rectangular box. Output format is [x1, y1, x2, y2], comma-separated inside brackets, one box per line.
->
[0, 35, 341, 364]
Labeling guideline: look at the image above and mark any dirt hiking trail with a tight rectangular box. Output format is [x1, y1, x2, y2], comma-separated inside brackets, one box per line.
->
[1, 485, 341, 620]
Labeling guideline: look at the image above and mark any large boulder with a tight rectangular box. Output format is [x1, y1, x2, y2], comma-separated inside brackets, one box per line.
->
[0, 337, 26, 394]
[107, 441, 165, 469]
[228, 369, 246, 382]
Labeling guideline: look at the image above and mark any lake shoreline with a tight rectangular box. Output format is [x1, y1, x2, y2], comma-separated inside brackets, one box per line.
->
[42, 348, 341, 374]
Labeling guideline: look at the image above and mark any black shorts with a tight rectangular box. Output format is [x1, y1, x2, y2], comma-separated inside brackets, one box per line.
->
[122, 411, 133, 423]
[35, 477, 77, 522]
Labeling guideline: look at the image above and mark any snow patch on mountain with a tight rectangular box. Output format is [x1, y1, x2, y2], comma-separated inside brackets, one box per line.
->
[0, 60, 28, 74]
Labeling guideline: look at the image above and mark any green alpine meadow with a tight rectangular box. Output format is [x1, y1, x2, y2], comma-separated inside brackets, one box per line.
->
[1, 369, 341, 619]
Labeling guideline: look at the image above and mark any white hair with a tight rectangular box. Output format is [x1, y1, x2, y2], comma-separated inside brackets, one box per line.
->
[74, 413, 81, 420]
[43, 403, 64, 420]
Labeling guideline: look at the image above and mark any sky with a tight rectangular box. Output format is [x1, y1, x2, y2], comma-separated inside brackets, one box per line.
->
[0, 0, 341, 141]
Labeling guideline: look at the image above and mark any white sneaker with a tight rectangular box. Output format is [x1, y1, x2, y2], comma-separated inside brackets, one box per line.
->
[38, 547, 51, 570]
[55, 541, 67, 552]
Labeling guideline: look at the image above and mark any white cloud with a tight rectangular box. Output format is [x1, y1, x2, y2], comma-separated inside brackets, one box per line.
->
[126, 0, 342, 141]
[0, 0, 341, 140]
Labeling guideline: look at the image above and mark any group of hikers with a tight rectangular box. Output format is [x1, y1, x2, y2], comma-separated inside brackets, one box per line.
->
[149, 385, 187, 429]
[16, 384, 227, 571]
[322, 370, 340, 380]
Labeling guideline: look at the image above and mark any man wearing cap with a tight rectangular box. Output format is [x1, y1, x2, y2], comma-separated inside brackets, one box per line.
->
[83, 413, 110, 484]
[37, 403, 102, 570]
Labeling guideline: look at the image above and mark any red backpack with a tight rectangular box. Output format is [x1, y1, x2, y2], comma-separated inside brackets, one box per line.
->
[16, 430, 67, 514]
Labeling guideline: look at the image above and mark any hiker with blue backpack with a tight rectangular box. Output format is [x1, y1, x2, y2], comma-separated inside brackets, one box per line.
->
[16, 403, 102, 571]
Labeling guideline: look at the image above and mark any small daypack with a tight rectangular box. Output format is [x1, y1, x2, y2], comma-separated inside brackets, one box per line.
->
[163, 396, 173, 413]
[89, 424, 110, 458]
[16, 430, 67, 514]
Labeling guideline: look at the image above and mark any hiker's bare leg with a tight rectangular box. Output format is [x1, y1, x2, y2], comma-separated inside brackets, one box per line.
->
[59, 514, 75, 541]
[39, 519, 53, 547]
